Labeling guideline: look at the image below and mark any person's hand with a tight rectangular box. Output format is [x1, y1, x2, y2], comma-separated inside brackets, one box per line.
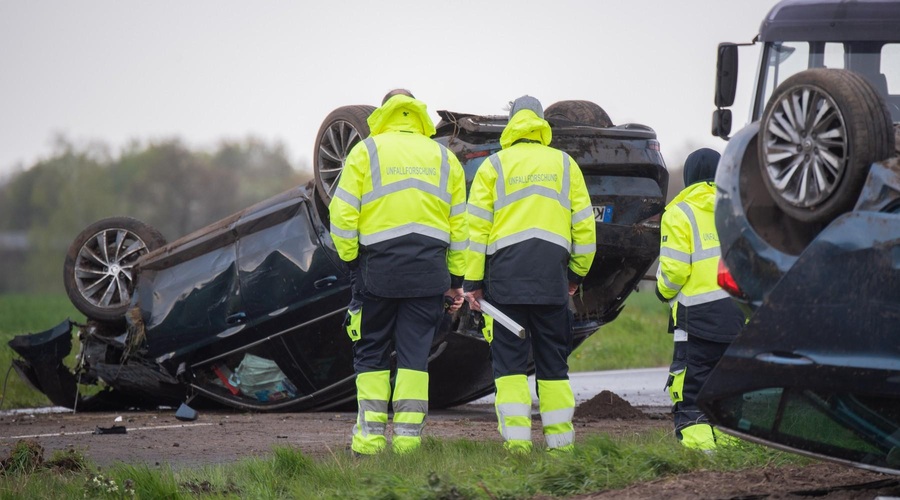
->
[465, 289, 484, 312]
[443, 288, 464, 313]
[568, 282, 578, 296]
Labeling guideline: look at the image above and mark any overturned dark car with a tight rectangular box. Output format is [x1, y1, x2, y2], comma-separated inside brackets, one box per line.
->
[700, 0, 900, 475]
[10, 100, 668, 412]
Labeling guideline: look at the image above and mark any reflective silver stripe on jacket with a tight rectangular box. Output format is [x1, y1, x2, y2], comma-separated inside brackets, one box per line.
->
[467, 204, 493, 223]
[659, 246, 691, 264]
[571, 243, 595, 255]
[469, 241, 487, 253]
[487, 229, 570, 254]
[540, 407, 574, 426]
[571, 205, 593, 225]
[665, 202, 726, 306]
[675, 202, 720, 261]
[359, 222, 450, 246]
[449, 239, 469, 251]
[655, 265, 681, 292]
[363, 137, 452, 205]
[675, 288, 731, 306]
[334, 187, 361, 211]
[490, 152, 571, 211]
[330, 225, 358, 240]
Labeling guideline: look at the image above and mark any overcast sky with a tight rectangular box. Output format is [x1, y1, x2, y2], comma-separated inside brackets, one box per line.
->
[0, 1, 776, 181]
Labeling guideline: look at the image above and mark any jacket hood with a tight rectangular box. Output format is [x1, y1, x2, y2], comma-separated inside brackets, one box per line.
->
[666, 181, 716, 212]
[500, 109, 552, 149]
[367, 95, 436, 137]
[683, 148, 720, 186]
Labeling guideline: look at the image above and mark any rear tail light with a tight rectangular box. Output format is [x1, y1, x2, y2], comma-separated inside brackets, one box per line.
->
[717, 259, 746, 299]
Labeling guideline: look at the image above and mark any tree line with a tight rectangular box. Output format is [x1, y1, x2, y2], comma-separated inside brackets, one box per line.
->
[0, 137, 310, 294]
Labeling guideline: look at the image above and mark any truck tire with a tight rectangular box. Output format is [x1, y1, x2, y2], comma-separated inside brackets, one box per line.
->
[313, 105, 376, 206]
[758, 68, 895, 223]
[544, 100, 613, 128]
[63, 217, 166, 323]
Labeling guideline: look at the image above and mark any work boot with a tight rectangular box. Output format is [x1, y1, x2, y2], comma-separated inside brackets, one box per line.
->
[677, 423, 717, 450]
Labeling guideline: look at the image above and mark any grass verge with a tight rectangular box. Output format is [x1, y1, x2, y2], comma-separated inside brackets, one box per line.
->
[569, 290, 672, 372]
[0, 431, 809, 499]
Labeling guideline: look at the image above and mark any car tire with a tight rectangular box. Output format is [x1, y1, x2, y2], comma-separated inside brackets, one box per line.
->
[758, 68, 895, 223]
[544, 100, 613, 128]
[313, 105, 376, 206]
[63, 217, 166, 323]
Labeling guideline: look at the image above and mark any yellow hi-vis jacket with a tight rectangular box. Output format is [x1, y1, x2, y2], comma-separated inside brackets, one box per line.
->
[329, 95, 468, 297]
[656, 181, 743, 341]
[464, 109, 596, 305]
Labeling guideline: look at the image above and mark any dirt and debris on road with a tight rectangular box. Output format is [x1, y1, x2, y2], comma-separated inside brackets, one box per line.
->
[0, 400, 664, 467]
[2, 397, 897, 499]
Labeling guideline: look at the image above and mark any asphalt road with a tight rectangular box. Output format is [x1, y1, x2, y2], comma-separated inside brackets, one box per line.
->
[474, 367, 670, 408]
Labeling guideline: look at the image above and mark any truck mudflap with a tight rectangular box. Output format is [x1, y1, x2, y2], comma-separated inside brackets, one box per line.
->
[698, 209, 900, 474]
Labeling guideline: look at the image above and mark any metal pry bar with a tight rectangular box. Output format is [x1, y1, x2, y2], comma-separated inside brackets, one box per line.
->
[477, 299, 526, 339]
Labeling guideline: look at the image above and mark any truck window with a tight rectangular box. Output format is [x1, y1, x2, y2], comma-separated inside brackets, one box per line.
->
[758, 41, 900, 122]
[883, 44, 900, 94]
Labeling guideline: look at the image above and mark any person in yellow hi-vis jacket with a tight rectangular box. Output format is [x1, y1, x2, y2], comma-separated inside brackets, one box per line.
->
[464, 96, 596, 453]
[329, 89, 467, 456]
[656, 148, 745, 450]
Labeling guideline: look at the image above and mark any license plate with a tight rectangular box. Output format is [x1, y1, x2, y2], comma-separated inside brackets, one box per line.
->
[593, 205, 613, 223]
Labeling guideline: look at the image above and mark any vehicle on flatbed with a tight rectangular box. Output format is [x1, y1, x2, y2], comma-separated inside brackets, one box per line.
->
[10, 100, 668, 412]
[699, 0, 900, 475]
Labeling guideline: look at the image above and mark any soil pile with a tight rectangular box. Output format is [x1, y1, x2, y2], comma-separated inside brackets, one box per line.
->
[574, 390, 646, 421]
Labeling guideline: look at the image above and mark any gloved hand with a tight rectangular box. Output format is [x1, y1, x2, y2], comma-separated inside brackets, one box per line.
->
[443, 288, 464, 313]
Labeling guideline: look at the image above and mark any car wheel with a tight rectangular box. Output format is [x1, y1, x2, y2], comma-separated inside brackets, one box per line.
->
[313, 105, 376, 205]
[63, 217, 166, 323]
[758, 68, 895, 223]
[544, 100, 613, 127]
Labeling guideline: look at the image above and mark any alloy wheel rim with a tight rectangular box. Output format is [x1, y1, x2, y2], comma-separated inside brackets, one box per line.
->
[317, 120, 363, 199]
[762, 86, 848, 208]
[74, 228, 149, 309]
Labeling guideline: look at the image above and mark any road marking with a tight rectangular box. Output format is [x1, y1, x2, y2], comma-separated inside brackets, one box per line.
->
[1, 422, 213, 440]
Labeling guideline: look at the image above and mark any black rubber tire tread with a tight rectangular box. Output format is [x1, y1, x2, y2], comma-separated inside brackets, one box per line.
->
[63, 216, 166, 323]
[313, 105, 376, 206]
[758, 68, 894, 223]
[544, 100, 613, 128]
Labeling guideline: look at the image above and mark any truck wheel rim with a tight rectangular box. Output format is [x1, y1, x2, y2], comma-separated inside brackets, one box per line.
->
[317, 120, 362, 199]
[74, 228, 150, 309]
[761, 86, 848, 208]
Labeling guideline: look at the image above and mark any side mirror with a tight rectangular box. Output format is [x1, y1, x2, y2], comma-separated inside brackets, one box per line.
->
[715, 43, 739, 108]
[712, 109, 732, 139]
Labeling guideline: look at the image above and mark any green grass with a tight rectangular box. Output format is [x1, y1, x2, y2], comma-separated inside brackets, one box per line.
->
[0, 294, 85, 409]
[0, 431, 810, 499]
[569, 290, 672, 372]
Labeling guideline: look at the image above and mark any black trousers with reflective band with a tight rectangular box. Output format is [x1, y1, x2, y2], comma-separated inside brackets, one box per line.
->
[670, 334, 731, 431]
[488, 303, 573, 380]
[352, 293, 444, 373]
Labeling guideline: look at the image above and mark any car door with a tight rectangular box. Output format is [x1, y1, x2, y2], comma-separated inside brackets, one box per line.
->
[698, 211, 900, 474]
